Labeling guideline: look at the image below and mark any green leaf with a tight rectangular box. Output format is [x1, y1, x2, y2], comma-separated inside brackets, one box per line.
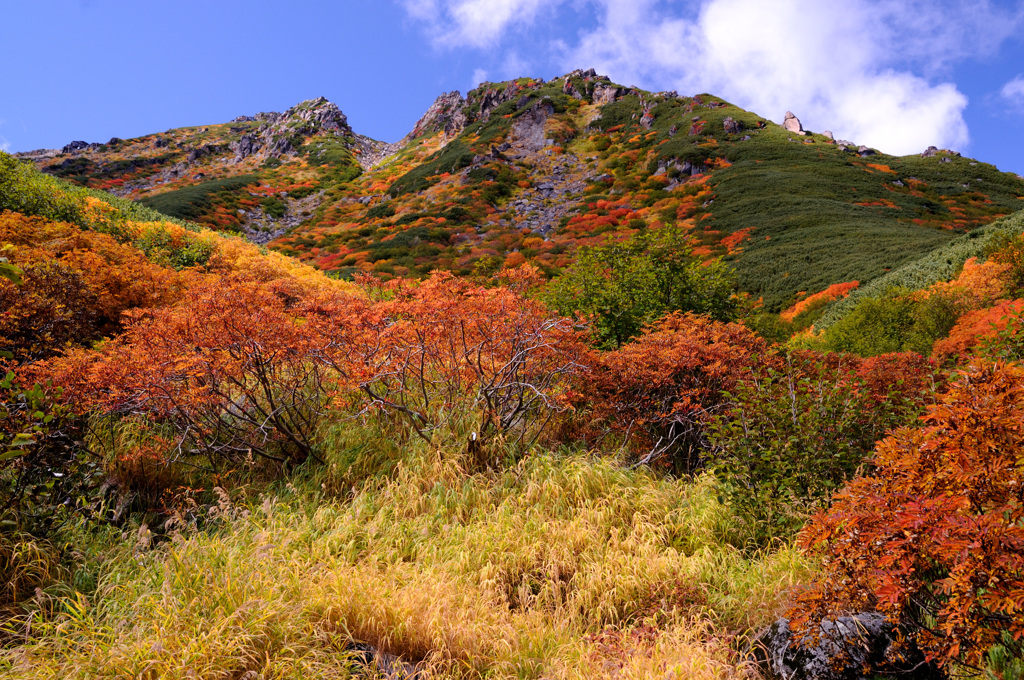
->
[0, 449, 29, 462]
[0, 261, 23, 286]
[10, 433, 35, 447]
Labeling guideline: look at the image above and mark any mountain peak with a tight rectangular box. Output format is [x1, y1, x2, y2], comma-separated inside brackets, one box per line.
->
[405, 91, 467, 143]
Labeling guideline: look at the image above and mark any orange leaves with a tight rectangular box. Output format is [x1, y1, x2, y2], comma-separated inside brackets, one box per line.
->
[718, 227, 753, 254]
[583, 313, 766, 472]
[932, 299, 1024, 361]
[36, 269, 588, 475]
[780, 281, 859, 323]
[796, 361, 1024, 668]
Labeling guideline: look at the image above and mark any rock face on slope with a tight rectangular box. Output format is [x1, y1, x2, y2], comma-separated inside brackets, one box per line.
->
[509, 102, 554, 152]
[593, 83, 621, 105]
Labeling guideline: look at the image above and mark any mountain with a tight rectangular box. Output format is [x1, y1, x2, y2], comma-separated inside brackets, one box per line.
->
[19, 69, 1024, 310]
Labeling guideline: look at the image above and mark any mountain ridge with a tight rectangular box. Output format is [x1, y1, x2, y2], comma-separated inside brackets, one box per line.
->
[17, 69, 1024, 310]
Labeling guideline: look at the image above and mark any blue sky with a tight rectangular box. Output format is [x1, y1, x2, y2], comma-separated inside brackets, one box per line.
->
[3, 0, 1024, 174]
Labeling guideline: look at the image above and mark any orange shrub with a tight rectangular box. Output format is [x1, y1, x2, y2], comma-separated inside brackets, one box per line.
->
[584, 313, 767, 472]
[795, 361, 1024, 669]
[780, 281, 859, 323]
[931, 299, 1024, 361]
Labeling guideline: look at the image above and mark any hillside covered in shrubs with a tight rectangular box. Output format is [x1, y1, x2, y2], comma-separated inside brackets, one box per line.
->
[19, 70, 1024, 316]
[2, 99, 1024, 679]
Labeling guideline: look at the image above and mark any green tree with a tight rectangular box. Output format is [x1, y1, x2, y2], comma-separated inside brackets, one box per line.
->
[544, 228, 737, 348]
[823, 288, 963, 357]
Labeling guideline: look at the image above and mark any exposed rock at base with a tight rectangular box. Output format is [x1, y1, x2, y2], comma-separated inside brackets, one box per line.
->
[750, 615, 942, 680]
[783, 111, 806, 135]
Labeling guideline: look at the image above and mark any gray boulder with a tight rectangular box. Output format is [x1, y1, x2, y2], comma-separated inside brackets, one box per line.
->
[783, 111, 806, 135]
[593, 83, 621, 105]
[751, 615, 941, 680]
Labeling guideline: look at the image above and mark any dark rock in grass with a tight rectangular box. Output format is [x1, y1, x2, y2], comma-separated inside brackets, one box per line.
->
[922, 146, 939, 158]
[346, 642, 421, 679]
[857, 145, 876, 157]
[231, 134, 261, 162]
[750, 615, 942, 680]
[723, 116, 743, 134]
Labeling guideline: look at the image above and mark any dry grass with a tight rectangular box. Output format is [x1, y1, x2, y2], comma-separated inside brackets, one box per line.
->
[0, 440, 814, 679]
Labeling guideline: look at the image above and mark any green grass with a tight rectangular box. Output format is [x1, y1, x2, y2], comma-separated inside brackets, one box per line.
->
[1, 151, 198, 232]
[815, 209, 1024, 330]
[388, 141, 476, 197]
[139, 175, 259, 221]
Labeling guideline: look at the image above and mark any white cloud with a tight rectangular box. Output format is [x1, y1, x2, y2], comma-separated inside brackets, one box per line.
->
[0, 138, 9, 153]
[401, 0, 1024, 155]
[1001, 75, 1024, 110]
[471, 67, 489, 89]
[560, 0, 975, 154]
[401, 0, 554, 48]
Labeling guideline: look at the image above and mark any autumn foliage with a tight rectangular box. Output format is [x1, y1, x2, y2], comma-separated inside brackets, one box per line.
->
[37, 269, 587, 486]
[582, 313, 766, 472]
[796, 361, 1024, 669]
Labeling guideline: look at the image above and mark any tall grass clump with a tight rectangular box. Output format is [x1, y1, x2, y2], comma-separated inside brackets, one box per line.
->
[0, 433, 814, 679]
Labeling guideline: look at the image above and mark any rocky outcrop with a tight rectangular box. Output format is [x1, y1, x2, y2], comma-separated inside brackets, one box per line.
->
[751, 615, 941, 680]
[562, 77, 583, 100]
[186, 144, 227, 164]
[231, 134, 261, 162]
[509, 102, 554, 152]
[822, 130, 834, 140]
[61, 140, 90, 154]
[783, 111, 806, 136]
[404, 91, 468, 142]
[723, 117, 743, 134]
[593, 83, 621, 106]
[477, 82, 521, 121]
[285, 97, 350, 135]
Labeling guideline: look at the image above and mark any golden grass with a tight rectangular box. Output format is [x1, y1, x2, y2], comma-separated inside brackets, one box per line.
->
[0, 442, 815, 679]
